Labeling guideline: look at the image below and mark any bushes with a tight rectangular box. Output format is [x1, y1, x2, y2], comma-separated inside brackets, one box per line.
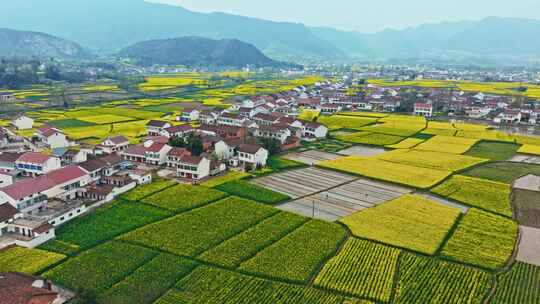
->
[215, 180, 290, 204]
[0, 247, 65, 274]
[314, 238, 400, 302]
[393, 253, 492, 304]
[43, 241, 157, 293]
[432, 175, 512, 217]
[341, 195, 461, 255]
[142, 184, 227, 212]
[200, 212, 308, 268]
[441, 209, 518, 270]
[121, 197, 278, 257]
[54, 202, 172, 250]
[319, 156, 451, 189]
[240, 220, 346, 283]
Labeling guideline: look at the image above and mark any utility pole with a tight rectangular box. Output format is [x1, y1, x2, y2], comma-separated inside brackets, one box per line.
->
[312, 199, 315, 218]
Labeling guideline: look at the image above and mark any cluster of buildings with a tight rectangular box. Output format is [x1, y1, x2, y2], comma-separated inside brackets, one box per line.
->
[0, 131, 152, 249]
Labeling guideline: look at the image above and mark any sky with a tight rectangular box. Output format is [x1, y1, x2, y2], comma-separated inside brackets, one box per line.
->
[151, 0, 540, 32]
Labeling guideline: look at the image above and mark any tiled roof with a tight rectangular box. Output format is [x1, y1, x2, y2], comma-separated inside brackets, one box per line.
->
[146, 120, 169, 128]
[0, 203, 19, 222]
[107, 135, 129, 145]
[0, 272, 57, 304]
[238, 144, 263, 154]
[123, 145, 147, 157]
[146, 143, 166, 153]
[179, 155, 204, 165]
[0, 153, 23, 163]
[0, 177, 54, 200]
[15, 152, 51, 165]
[164, 125, 193, 133]
[45, 165, 87, 185]
[168, 147, 189, 157]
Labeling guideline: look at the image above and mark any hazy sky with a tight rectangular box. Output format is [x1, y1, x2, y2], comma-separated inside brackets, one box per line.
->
[151, 0, 540, 32]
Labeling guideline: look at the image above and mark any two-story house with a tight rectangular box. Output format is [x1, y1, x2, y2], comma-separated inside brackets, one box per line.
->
[34, 126, 69, 149]
[237, 144, 268, 171]
[15, 153, 61, 177]
[160, 125, 194, 139]
[253, 125, 291, 144]
[217, 113, 248, 127]
[177, 108, 200, 122]
[10, 115, 34, 130]
[146, 120, 172, 137]
[175, 155, 211, 181]
[98, 136, 130, 154]
[302, 122, 328, 139]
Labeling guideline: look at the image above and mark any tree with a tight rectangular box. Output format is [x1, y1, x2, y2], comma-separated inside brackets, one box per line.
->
[169, 136, 186, 148]
[259, 138, 281, 155]
[186, 134, 204, 156]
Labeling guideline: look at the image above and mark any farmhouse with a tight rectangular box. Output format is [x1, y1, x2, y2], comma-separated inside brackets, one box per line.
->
[177, 108, 200, 122]
[121, 142, 172, 165]
[52, 148, 87, 165]
[98, 136, 130, 154]
[0, 272, 73, 304]
[302, 122, 328, 139]
[253, 125, 291, 144]
[10, 115, 34, 130]
[414, 103, 433, 117]
[160, 125, 194, 138]
[146, 120, 172, 137]
[175, 155, 211, 181]
[321, 104, 341, 114]
[217, 113, 248, 127]
[0, 152, 22, 173]
[237, 144, 268, 171]
[0, 92, 16, 103]
[34, 126, 69, 149]
[494, 109, 522, 124]
[15, 152, 61, 177]
[198, 124, 246, 139]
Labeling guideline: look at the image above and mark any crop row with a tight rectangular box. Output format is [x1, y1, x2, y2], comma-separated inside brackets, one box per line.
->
[120, 197, 279, 257]
[335, 131, 405, 146]
[340, 194, 461, 255]
[52, 201, 172, 250]
[314, 238, 401, 302]
[0, 246, 65, 275]
[319, 156, 450, 189]
[414, 135, 479, 154]
[394, 253, 492, 304]
[492, 261, 540, 304]
[98, 253, 197, 304]
[215, 180, 290, 205]
[318, 115, 377, 131]
[441, 209, 518, 270]
[199, 212, 308, 268]
[43, 241, 157, 293]
[432, 175, 512, 217]
[239, 220, 346, 283]
[141, 184, 227, 212]
[121, 179, 177, 202]
[155, 266, 366, 304]
[376, 149, 488, 172]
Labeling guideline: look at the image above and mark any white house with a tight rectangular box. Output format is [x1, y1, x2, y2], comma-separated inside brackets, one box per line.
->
[414, 103, 434, 117]
[15, 152, 61, 177]
[122, 142, 172, 166]
[303, 122, 328, 139]
[160, 125, 194, 138]
[35, 126, 69, 149]
[217, 113, 248, 127]
[175, 155, 211, 181]
[237, 144, 268, 170]
[11, 115, 34, 130]
[253, 125, 291, 144]
[177, 109, 200, 122]
[146, 120, 172, 137]
[214, 138, 242, 160]
[99, 136, 130, 154]
[0, 92, 16, 103]
[494, 109, 522, 124]
[0, 172, 14, 188]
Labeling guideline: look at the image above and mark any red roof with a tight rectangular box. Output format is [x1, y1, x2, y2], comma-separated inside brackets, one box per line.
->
[0, 272, 58, 304]
[16, 153, 52, 165]
[164, 125, 193, 133]
[146, 143, 166, 153]
[123, 145, 147, 157]
[414, 103, 433, 109]
[0, 165, 87, 200]
[238, 144, 263, 154]
[107, 136, 129, 145]
[168, 147, 190, 157]
[179, 155, 204, 165]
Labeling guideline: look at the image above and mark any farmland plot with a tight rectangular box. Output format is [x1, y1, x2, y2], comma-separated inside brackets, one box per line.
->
[319, 156, 451, 189]
[441, 209, 518, 270]
[0, 246, 65, 274]
[336, 145, 386, 157]
[318, 115, 377, 130]
[393, 253, 492, 304]
[120, 197, 278, 257]
[415, 135, 479, 154]
[216, 180, 290, 204]
[157, 266, 366, 304]
[376, 149, 488, 172]
[341, 195, 461, 255]
[516, 226, 540, 267]
[314, 238, 400, 302]
[141, 184, 227, 212]
[432, 175, 512, 217]
[463, 162, 540, 183]
[278, 178, 411, 221]
[282, 150, 341, 165]
[199, 212, 308, 268]
[492, 262, 540, 304]
[240, 220, 346, 283]
[519, 144, 540, 156]
[121, 179, 177, 202]
[43, 241, 157, 293]
[251, 167, 356, 198]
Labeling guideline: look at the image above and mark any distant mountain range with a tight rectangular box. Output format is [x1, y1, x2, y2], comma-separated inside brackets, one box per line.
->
[118, 37, 287, 68]
[1, 0, 540, 64]
[0, 28, 88, 59]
